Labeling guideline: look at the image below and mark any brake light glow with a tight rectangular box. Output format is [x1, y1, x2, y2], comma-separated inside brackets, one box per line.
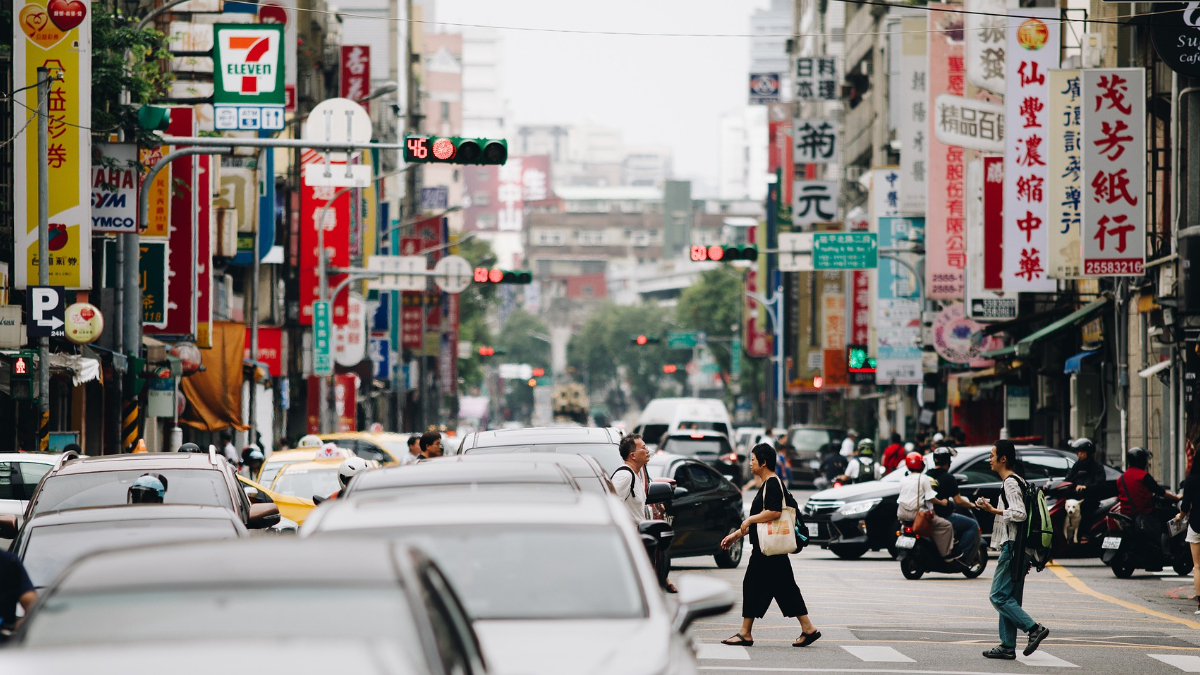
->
[725, 453, 739, 462]
[690, 433, 704, 439]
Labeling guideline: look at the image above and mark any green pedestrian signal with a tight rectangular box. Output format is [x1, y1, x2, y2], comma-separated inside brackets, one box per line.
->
[405, 136, 508, 165]
[689, 245, 758, 262]
[847, 344, 876, 385]
[137, 105, 172, 131]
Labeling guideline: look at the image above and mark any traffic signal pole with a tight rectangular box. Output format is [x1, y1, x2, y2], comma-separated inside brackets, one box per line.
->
[36, 68, 49, 451]
[746, 284, 784, 431]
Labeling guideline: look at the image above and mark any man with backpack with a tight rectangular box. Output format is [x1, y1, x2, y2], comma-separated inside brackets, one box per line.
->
[612, 433, 651, 523]
[974, 440, 1050, 661]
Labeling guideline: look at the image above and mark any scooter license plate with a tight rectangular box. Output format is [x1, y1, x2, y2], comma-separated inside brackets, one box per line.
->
[896, 536, 917, 550]
[806, 523, 819, 538]
[1101, 536, 1122, 550]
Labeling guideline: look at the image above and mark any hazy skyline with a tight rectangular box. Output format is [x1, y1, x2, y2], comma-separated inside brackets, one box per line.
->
[435, 1, 771, 195]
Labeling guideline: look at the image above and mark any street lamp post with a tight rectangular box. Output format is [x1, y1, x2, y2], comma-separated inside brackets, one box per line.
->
[746, 284, 785, 430]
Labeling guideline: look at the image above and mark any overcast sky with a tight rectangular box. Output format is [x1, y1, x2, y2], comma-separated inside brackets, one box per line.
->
[435, 0, 769, 195]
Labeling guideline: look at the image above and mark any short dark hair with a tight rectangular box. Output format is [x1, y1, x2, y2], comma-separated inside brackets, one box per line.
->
[890, 432, 902, 444]
[407, 435, 420, 448]
[752, 443, 776, 471]
[993, 439, 1018, 470]
[419, 431, 441, 450]
[618, 433, 643, 460]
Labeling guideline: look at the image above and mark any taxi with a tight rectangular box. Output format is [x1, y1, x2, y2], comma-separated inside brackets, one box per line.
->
[268, 449, 381, 523]
[236, 474, 312, 527]
[257, 445, 354, 486]
[319, 432, 410, 466]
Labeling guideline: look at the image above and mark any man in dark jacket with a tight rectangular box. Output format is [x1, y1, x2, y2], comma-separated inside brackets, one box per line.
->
[1063, 438, 1107, 541]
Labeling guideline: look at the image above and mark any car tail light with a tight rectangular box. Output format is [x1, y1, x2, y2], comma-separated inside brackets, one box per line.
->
[690, 433, 704, 439]
[724, 453, 739, 462]
[903, 526, 914, 535]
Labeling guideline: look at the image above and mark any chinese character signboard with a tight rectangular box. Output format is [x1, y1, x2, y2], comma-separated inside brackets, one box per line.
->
[103, 239, 167, 327]
[966, 159, 1018, 321]
[966, 0, 1007, 94]
[876, 217, 923, 383]
[792, 181, 839, 228]
[464, 156, 551, 233]
[1081, 68, 1145, 276]
[13, 0, 92, 289]
[899, 16, 928, 215]
[91, 143, 138, 233]
[749, 72, 781, 104]
[926, 5, 966, 300]
[743, 219, 771, 357]
[212, 24, 285, 130]
[339, 45, 370, 111]
[1048, 69, 1082, 278]
[139, 146, 171, 236]
[933, 95, 1004, 153]
[850, 269, 870, 346]
[982, 156, 1005, 290]
[146, 109, 199, 336]
[794, 57, 840, 101]
[793, 119, 838, 165]
[298, 150, 351, 326]
[1003, 10, 1059, 293]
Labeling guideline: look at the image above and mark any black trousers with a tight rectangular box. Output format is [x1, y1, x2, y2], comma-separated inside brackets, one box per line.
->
[742, 550, 809, 618]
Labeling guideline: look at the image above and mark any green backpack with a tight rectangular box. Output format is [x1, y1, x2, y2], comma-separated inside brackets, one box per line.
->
[1002, 475, 1053, 571]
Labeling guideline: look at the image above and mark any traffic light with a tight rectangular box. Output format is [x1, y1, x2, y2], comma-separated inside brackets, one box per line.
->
[0, 351, 37, 401]
[689, 245, 758, 263]
[477, 346, 506, 357]
[847, 344, 876, 385]
[532, 368, 545, 378]
[631, 334, 661, 346]
[813, 376, 824, 389]
[405, 136, 508, 165]
[662, 364, 679, 374]
[473, 268, 532, 284]
[138, 105, 172, 131]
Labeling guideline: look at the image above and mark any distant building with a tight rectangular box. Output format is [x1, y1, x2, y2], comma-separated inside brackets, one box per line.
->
[462, 28, 510, 138]
[718, 107, 769, 201]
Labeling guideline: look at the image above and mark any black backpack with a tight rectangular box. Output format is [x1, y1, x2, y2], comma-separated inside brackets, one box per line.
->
[611, 465, 638, 499]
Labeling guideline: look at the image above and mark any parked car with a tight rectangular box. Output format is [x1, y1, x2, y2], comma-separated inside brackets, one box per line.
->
[784, 425, 846, 486]
[458, 427, 625, 475]
[9, 538, 488, 675]
[646, 453, 744, 568]
[6, 505, 246, 588]
[24, 451, 279, 530]
[0, 453, 66, 545]
[800, 445, 1096, 559]
[301, 490, 735, 675]
[632, 398, 733, 450]
[658, 430, 742, 481]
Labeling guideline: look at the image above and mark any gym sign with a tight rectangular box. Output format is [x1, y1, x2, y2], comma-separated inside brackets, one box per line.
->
[212, 24, 285, 130]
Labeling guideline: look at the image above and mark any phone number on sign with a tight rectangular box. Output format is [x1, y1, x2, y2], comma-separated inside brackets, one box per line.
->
[1084, 260, 1144, 275]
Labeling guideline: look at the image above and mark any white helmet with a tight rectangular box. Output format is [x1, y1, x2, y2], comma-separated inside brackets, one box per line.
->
[296, 434, 322, 448]
[338, 457, 371, 487]
[932, 432, 945, 444]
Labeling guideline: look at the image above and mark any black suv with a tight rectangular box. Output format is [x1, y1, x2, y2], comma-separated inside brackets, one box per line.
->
[24, 451, 278, 529]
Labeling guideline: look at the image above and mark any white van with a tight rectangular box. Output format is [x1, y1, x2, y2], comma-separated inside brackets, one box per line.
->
[632, 398, 734, 449]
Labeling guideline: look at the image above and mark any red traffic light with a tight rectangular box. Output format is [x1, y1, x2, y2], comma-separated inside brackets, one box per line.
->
[478, 347, 495, 356]
[636, 335, 648, 346]
[532, 368, 545, 377]
[489, 268, 504, 283]
[663, 364, 677, 374]
[707, 245, 724, 261]
[432, 138, 456, 160]
[813, 376, 823, 389]
[14, 357, 27, 375]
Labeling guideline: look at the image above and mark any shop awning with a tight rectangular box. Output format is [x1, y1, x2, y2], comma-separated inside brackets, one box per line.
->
[47, 354, 102, 386]
[981, 297, 1109, 360]
[1063, 349, 1100, 374]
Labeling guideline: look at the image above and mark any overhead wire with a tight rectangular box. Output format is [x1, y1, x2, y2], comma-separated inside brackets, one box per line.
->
[0, 84, 50, 152]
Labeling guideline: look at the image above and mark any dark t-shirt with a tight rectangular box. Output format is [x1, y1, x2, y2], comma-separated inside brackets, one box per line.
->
[749, 476, 797, 548]
[926, 467, 960, 518]
[820, 453, 846, 481]
[0, 550, 33, 629]
[1064, 458, 1105, 496]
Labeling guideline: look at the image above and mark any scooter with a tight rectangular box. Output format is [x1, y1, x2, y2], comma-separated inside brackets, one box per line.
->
[896, 516, 989, 580]
[1100, 503, 1193, 578]
[1044, 480, 1118, 556]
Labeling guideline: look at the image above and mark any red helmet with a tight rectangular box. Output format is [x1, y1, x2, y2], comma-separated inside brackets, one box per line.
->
[905, 452, 925, 472]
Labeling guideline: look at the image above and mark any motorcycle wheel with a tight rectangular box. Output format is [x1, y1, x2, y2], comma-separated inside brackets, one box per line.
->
[715, 534, 744, 569]
[900, 554, 925, 580]
[830, 544, 869, 560]
[1174, 556, 1194, 578]
[963, 544, 989, 579]
[1112, 561, 1135, 578]
[887, 542, 900, 560]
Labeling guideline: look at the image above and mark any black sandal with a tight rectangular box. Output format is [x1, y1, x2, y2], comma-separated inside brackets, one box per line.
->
[721, 634, 754, 646]
[793, 631, 822, 647]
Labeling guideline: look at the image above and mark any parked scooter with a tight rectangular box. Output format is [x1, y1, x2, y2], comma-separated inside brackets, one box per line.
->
[895, 514, 988, 580]
[1100, 502, 1193, 578]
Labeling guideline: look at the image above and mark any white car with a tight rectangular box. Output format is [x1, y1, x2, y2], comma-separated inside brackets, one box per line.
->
[0, 453, 63, 523]
[301, 490, 734, 675]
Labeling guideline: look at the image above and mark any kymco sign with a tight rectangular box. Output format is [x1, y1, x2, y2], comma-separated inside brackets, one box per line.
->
[213, 25, 285, 105]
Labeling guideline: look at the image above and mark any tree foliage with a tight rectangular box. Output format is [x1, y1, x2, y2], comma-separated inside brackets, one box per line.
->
[495, 309, 550, 419]
[454, 237, 497, 391]
[91, 8, 174, 146]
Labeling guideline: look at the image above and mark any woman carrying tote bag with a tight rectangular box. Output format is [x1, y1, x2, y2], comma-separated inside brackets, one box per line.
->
[720, 444, 821, 648]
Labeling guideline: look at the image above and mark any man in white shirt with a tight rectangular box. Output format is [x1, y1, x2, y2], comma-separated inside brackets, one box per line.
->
[399, 435, 421, 466]
[611, 433, 650, 523]
[840, 429, 859, 458]
[221, 433, 241, 467]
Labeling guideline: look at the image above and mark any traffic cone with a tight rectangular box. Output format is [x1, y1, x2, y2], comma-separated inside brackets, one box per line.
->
[133, 438, 148, 453]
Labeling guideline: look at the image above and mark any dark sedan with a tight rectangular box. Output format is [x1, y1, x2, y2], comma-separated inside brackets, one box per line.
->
[800, 445, 1107, 559]
[646, 453, 744, 568]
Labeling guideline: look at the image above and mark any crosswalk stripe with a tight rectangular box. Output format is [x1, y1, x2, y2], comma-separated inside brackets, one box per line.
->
[841, 645, 915, 662]
[1016, 651, 1078, 668]
[1150, 654, 1200, 672]
[696, 644, 751, 660]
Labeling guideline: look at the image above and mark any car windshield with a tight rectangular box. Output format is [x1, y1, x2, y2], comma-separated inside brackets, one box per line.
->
[21, 519, 240, 587]
[258, 459, 305, 487]
[22, 587, 418, 648]
[464, 444, 623, 474]
[272, 467, 340, 499]
[662, 438, 726, 456]
[789, 429, 833, 453]
[31, 470, 234, 516]
[641, 424, 669, 446]
[376, 525, 645, 620]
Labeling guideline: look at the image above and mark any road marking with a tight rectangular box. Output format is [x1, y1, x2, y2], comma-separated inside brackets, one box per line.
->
[1151, 654, 1200, 672]
[696, 644, 751, 660]
[1016, 651, 1078, 668]
[1047, 563, 1200, 630]
[841, 646, 914, 662]
[701, 669, 1052, 674]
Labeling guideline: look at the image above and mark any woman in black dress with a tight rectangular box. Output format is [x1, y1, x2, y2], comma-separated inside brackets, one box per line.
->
[720, 443, 820, 647]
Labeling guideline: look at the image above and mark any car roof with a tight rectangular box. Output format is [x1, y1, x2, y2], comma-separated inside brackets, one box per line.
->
[465, 427, 618, 448]
[26, 504, 241, 527]
[663, 430, 727, 439]
[54, 538, 404, 593]
[265, 449, 325, 463]
[51, 453, 224, 475]
[307, 491, 618, 533]
[0, 453, 61, 464]
[353, 462, 573, 491]
[277, 459, 346, 472]
[424, 452, 602, 474]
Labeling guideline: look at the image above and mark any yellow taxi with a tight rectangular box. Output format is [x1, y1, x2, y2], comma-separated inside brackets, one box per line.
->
[236, 474, 313, 527]
[320, 432, 411, 466]
[258, 448, 332, 487]
[267, 455, 381, 523]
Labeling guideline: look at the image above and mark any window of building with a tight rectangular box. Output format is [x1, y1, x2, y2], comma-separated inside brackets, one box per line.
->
[473, 193, 491, 207]
[579, 231, 605, 246]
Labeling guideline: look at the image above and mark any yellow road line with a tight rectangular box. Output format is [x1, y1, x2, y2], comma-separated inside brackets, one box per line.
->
[1047, 562, 1200, 630]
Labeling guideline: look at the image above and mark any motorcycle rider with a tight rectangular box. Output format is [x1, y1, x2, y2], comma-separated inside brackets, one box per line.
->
[815, 448, 847, 490]
[840, 438, 882, 484]
[1063, 438, 1106, 543]
[896, 452, 954, 559]
[926, 447, 981, 561]
[1117, 447, 1180, 563]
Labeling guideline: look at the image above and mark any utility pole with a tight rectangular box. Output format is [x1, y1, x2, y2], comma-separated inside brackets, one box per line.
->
[403, 0, 426, 432]
[36, 67, 49, 451]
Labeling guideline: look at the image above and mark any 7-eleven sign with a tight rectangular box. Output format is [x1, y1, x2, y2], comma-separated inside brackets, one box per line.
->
[213, 24, 285, 105]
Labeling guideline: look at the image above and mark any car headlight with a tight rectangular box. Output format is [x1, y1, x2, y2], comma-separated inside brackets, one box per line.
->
[837, 499, 881, 516]
[809, 460, 821, 469]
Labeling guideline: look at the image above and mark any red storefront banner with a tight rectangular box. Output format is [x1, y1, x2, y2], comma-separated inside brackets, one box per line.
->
[850, 271, 870, 345]
[925, 5, 966, 300]
[244, 326, 284, 377]
[335, 373, 358, 432]
[339, 46, 370, 112]
[983, 157, 1005, 290]
[195, 154, 214, 347]
[306, 375, 321, 434]
[299, 149, 351, 326]
[146, 107, 197, 336]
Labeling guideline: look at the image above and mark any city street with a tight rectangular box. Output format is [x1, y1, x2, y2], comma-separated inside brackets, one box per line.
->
[681, 490, 1200, 675]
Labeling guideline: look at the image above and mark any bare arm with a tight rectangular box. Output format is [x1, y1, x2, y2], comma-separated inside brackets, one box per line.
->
[14, 590, 36, 629]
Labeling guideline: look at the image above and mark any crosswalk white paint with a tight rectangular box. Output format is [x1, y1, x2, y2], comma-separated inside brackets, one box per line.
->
[1150, 654, 1200, 672]
[1016, 651, 1078, 668]
[695, 644, 751, 660]
[841, 645, 915, 662]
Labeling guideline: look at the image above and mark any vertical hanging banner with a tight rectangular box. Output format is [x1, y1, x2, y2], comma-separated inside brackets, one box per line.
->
[13, 0, 92, 289]
[926, 4, 966, 300]
[146, 108, 198, 335]
[139, 146, 171, 236]
[982, 156, 1005, 290]
[195, 154, 215, 347]
[1082, 68, 1145, 277]
[966, 159, 1018, 320]
[899, 16, 928, 215]
[1048, 69, 1082, 279]
[339, 45, 370, 110]
[965, 0, 1007, 95]
[299, 150, 351, 326]
[792, 119, 839, 165]
[1002, 9, 1059, 292]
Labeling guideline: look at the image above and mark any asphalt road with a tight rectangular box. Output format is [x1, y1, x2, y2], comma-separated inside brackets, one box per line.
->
[674, 488, 1200, 675]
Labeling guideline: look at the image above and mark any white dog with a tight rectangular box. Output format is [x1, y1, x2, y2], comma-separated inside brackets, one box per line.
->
[1064, 499, 1083, 544]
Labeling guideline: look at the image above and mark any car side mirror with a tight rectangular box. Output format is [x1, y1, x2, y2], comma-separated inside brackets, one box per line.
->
[247, 503, 280, 529]
[672, 574, 736, 632]
[646, 481, 675, 505]
[243, 486, 259, 499]
[673, 487, 689, 500]
[954, 473, 969, 484]
[312, 494, 327, 505]
[0, 515, 17, 539]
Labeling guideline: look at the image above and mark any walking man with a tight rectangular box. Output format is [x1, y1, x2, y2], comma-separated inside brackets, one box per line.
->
[975, 440, 1050, 659]
[612, 433, 676, 593]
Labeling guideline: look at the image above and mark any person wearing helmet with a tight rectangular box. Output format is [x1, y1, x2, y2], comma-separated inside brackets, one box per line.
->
[931, 432, 946, 450]
[178, 442, 201, 453]
[881, 432, 906, 475]
[296, 434, 323, 449]
[926, 446, 981, 561]
[1118, 447, 1179, 561]
[323, 457, 372, 501]
[896, 451, 954, 559]
[841, 438, 881, 484]
[1063, 438, 1106, 542]
[128, 473, 168, 504]
[242, 448, 265, 479]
